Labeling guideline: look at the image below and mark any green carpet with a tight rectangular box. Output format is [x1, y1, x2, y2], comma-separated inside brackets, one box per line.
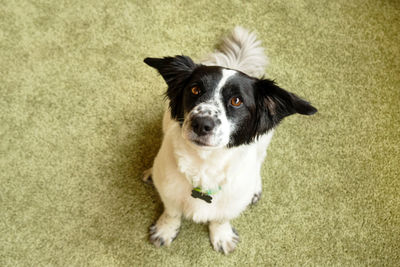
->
[1, 0, 399, 265]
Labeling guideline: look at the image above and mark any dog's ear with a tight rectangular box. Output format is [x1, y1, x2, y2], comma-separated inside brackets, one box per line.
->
[255, 79, 317, 133]
[144, 55, 197, 90]
[144, 55, 198, 120]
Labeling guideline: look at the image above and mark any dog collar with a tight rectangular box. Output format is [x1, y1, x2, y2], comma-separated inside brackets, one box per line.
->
[191, 186, 221, 204]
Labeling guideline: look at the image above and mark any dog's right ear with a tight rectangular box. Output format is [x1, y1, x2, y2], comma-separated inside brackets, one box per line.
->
[144, 55, 197, 90]
[144, 55, 198, 120]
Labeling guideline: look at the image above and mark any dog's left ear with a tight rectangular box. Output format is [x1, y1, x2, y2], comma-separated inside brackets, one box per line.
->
[255, 79, 317, 132]
[144, 55, 197, 90]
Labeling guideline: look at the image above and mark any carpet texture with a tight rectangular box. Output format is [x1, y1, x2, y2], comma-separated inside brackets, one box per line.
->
[1, 0, 399, 265]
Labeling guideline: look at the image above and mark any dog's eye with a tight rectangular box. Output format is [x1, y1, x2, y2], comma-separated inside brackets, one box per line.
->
[230, 97, 243, 107]
[191, 86, 201, 95]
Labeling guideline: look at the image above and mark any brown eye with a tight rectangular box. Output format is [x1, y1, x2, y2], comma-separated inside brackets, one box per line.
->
[191, 86, 201, 95]
[230, 97, 243, 107]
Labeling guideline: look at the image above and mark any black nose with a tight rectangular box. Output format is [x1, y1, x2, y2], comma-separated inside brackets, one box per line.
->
[191, 117, 215, 136]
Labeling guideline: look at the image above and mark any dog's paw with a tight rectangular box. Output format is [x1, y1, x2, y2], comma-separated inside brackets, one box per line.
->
[142, 168, 153, 184]
[149, 224, 179, 247]
[149, 213, 181, 247]
[209, 222, 240, 254]
[251, 191, 262, 205]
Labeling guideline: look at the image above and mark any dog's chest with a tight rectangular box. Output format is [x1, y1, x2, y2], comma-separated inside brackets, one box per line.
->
[173, 145, 232, 191]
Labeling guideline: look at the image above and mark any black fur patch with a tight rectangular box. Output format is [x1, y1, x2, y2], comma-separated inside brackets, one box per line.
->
[227, 77, 317, 147]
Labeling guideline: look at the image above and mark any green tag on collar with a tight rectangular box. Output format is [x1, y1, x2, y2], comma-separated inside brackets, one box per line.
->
[193, 186, 221, 195]
[191, 186, 222, 204]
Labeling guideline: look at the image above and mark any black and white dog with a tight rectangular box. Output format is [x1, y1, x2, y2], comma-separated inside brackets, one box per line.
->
[143, 27, 317, 254]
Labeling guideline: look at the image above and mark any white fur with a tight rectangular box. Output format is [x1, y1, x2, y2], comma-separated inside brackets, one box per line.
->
[146, 27, 272, 254]
[153, 116, 273, 222]
[202, 26, 268, 78]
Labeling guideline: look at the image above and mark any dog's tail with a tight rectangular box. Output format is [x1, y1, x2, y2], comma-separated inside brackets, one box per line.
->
[202, 26, 268, 78]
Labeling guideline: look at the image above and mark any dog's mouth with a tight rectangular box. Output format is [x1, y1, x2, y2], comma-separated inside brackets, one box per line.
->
[192, 139, 211, 147]
[185, 133, 220, 148]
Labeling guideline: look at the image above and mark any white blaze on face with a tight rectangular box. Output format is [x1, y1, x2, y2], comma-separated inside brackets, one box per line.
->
[210, 69, 237, 146]
[183, 69, 237, 148]
[215, 69, 237, 93]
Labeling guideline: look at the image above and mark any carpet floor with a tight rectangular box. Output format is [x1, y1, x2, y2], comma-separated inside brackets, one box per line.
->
[1, 0, 399, 265]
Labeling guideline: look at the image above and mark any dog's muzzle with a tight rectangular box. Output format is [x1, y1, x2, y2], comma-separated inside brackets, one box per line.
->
[183, 103, 227, 147]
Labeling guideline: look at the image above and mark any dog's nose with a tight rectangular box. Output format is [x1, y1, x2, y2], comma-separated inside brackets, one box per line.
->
[191, 117, 215, 136]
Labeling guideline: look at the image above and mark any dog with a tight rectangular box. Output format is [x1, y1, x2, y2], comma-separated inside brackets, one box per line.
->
[142, 27, 317, 254]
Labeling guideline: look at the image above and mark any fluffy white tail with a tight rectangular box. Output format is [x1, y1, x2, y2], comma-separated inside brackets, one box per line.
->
[202, 26, 268, 78]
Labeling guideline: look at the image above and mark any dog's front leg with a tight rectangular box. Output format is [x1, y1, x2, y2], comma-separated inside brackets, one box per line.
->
[149, 207, 181, 247]
[209, 220, 240, 254]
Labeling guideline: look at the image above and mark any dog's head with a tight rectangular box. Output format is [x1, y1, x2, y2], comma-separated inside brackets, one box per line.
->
[144, 55, 317, 148]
